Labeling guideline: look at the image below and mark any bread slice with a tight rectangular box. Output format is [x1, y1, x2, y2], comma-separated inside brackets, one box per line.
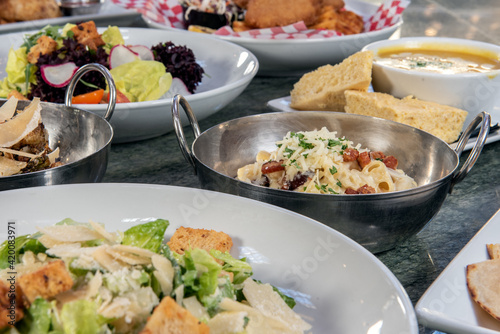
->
[167, 227, 233, 255]
[344, 90, 468, 143]
[290, 50, 373, 112]
[487, 243, 500, 259]
[140, 296, 209, 334]
[466, 259, 500, 321]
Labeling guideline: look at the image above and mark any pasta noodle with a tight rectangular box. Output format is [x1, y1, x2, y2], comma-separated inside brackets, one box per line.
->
[236, 127, 417, 194]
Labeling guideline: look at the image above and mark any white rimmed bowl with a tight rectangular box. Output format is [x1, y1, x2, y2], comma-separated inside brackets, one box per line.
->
[0, 27, 259, 143]
[144, 0, 402, 76]
[362, 37, 500, 131]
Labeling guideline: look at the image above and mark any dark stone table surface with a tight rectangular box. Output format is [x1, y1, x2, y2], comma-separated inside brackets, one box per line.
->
[75, 1, 500, 332]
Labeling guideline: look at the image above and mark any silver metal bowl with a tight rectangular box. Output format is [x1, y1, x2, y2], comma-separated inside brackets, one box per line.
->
[59, 0, 104, 16]
[172, 95, 491, 253]
[0, 64, 116, 191]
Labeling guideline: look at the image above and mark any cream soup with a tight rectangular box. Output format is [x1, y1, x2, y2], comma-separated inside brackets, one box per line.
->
[375, 45, 500, 74]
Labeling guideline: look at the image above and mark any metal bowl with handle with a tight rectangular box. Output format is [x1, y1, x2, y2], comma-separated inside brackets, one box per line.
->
[172, 95, 491, 253]
[0, 63, 116, 191]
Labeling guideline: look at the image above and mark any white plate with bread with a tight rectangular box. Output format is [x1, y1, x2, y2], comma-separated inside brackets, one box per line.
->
[267, 50, 500, 150]
[415, 208, 500, 334]
[0, 183, 419, 334]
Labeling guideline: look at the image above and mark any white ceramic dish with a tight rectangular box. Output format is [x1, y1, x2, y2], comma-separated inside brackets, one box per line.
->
[416, 208, 500, 333]
[143, 0, 402, 76]
[0, 183, 418, 334]
[266, 95, 500, 151]
[362, 37, 500, 131]
[0, 27, 258, 143]
[0, 1, 139, 34]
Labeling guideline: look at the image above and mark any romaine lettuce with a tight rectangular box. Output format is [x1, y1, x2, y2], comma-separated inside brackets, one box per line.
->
[121, 219, 169, 253]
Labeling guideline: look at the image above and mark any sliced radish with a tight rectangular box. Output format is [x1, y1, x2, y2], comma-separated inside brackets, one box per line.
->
[109, 44, 139, 69]
[128, 45, 155, 61]
[163, 77, 192, 98]
[40, 62, 79, 88]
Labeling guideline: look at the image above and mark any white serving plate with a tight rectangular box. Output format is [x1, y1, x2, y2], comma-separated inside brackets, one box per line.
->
[143, 0, 402, 76]
[0, 27, 259, 143]
[0, 1, 139, 34]
[267, 95, 500, 151]
[416, 209, 500, 333]
[0, 183, 418, 334]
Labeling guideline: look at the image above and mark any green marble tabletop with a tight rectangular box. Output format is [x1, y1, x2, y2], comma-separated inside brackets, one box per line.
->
[98, 1, 500, 333]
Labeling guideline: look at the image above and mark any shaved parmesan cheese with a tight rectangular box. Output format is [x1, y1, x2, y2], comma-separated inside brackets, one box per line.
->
[38, 224, 103, 242]
[111, 244, 156, 258]
[152, 254, 174, 295]
[92, 246, 127, 272]
[0, 98, 42, 148]
[0, 155, 26, 176]
[47, 147, 60, 165]
[208, 311, 248, 333]
[242, 278, 311, 332]
[0, 96, 19, 123]
[183, 296, 209, 322]
[46, 243, 97, 258]
[89, 220, 119, 244]
[105, 247, 151, 265]
[0, 147, 43, 159]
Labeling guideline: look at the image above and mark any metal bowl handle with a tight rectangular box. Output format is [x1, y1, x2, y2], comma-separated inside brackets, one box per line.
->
[449, 111, 491, 192]
[171, 94, 201, 174]
[64, 63, 116, 121]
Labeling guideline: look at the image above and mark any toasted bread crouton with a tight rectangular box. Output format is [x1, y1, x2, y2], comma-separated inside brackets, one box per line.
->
[18, 260, 73, 304]
[487, 244, 500, 259]
[0, 280, 24, 329]
[27, 35, 58, 64]
[70, 21, 105, 51]
[140, 296, 209, 334]
[167, 227, 233, 255]
[7, 90, 28, 100]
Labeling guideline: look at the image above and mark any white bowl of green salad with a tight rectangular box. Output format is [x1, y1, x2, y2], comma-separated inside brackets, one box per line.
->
[0, 23, 259, 143]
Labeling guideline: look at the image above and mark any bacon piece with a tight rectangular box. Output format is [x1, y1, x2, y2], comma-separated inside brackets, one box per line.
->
[345, 188, 358, 194]
[357, 151, 371, 169]
[345, 184, 376, 194]
[261, 160, 285, 174]
[383, 156, 398, 169]
[283, 173, 311, 191]
[343, 148, 359, 162]
[357, 184, 376, 194]
[370, 151, 386, 160]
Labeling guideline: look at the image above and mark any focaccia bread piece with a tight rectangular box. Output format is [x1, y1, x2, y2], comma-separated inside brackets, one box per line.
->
[290, 50, 373, 112]
[344, 90, 467, 144]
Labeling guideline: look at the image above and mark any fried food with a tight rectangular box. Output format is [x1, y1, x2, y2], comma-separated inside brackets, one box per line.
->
[466, 259, 500, 321]
[321, 0, 345, 10]
[244, 0, 319, 29]
[309, 5, 364, 35]
[0, 0, 61, 23]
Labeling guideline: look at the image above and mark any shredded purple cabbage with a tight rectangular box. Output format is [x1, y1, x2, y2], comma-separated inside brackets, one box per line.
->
[152, 42, 204, 94]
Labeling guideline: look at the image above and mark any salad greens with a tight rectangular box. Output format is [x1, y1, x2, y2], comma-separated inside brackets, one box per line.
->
[0, 22, 198, 104]
[0, 219, 306, 334]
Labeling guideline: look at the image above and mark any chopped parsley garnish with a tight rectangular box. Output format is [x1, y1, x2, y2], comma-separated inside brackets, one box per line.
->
[299, 140, 314, 150]
[329, 166, 337, 175]
[303, 153, 309, 158]
[336, 180, 342, 187]
[327, 139, 341, 148]
[284, 147, 295, 158]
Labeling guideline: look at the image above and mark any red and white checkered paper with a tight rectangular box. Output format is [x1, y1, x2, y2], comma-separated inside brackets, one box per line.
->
[111, 0, 409, 40]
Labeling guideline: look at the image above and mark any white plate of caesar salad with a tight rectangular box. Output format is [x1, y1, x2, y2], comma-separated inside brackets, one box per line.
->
[0, 183, 418, 333]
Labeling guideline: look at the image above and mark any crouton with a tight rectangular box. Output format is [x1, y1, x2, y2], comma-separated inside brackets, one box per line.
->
[17, 260, 73, 303]
[70, 21, 105, 51]
[0, 280, 24, 329]
[27, 35, 58, 64]
[140, 296, 209, 334]
[7, 90, 28, 100]
[167, 227, 233, 255]
[487, 243, 500, 259]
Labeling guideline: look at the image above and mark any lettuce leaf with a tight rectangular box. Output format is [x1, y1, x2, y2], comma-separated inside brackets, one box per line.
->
[121, 219, 169, 253]
[109, 59, 172, 102]
[60, 299, 102, 334]
[211, 250, 253, 284]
